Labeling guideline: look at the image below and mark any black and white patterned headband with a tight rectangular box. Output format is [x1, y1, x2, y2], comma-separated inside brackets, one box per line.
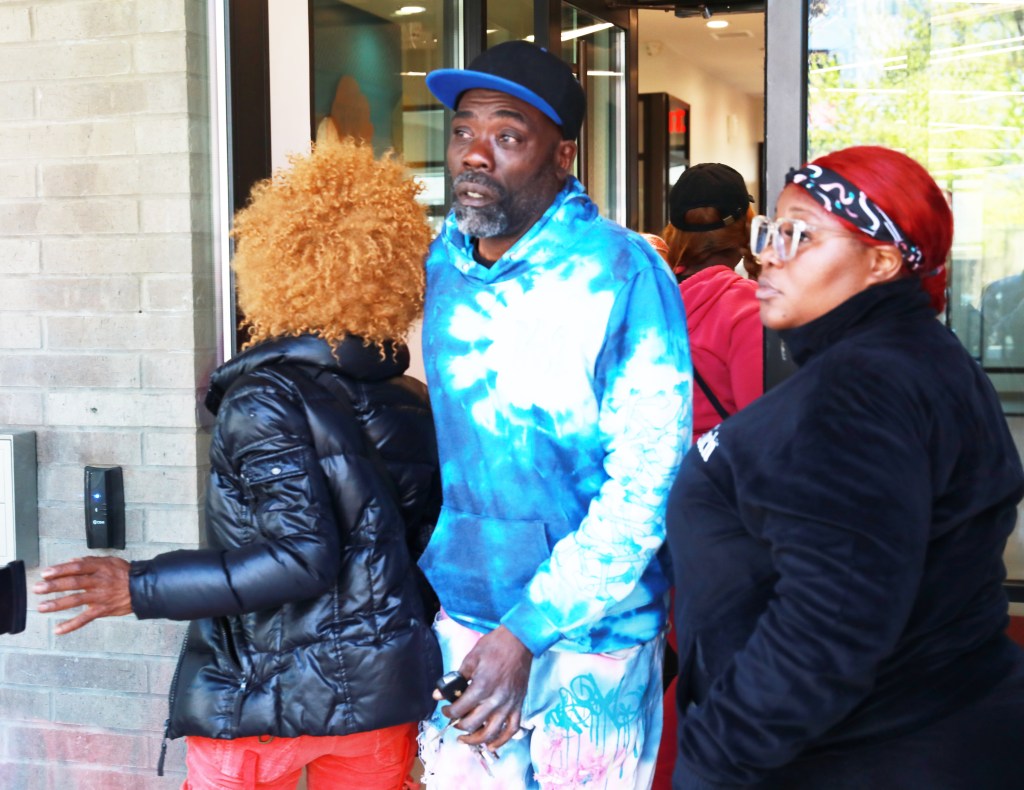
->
[786, 165, 925, 271]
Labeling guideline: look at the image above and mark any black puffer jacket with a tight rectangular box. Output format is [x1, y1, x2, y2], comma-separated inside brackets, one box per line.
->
[128, 334, 442, 741]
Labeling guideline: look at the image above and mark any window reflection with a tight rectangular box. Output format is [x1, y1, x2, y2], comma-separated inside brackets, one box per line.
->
[311, 0, 454, 230]
[807, 2, 1024, 379]
[806, 0, 1024, 577]
[562, 4, 626, 223]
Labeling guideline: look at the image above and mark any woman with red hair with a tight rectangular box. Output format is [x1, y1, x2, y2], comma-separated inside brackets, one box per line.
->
[665, 145, 1024, 788]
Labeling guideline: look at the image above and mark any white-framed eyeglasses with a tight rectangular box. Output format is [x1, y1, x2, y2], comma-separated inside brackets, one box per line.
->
[750, 215, 820, 262]
[751, 214, 862, 262]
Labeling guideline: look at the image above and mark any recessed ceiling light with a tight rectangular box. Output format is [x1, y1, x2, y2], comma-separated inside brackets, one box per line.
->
[394, 5, 425, 16]
[706, 20, 729, 29]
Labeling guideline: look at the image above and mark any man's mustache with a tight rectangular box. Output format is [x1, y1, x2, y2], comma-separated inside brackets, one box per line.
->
[452, 171, 507, 199]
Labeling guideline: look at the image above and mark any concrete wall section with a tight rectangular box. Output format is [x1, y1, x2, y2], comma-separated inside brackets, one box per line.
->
[0, 1, 217, 784]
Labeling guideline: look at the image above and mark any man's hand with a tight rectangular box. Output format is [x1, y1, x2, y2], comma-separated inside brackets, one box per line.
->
[436, 625, 532, 752]
[33, 557, 133, 635]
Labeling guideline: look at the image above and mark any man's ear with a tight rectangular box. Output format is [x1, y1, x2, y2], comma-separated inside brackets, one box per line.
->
[867, 243, 905, 284]
[555, 140, 578, 177]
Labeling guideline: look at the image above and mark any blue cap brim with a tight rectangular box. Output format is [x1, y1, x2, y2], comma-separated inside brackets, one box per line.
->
[426, 69, 564, 130]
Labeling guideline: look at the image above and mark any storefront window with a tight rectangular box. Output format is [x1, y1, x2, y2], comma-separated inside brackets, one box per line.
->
[806, 0, 1024, 579]
[562, 4, 627, 223]
[807, 1, 1024, 390]
[311, 0, 458, 228]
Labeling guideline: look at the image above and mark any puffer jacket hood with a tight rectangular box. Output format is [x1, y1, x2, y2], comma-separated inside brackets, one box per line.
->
[205, 333, 410, 415]
[130, 334, 441, 742]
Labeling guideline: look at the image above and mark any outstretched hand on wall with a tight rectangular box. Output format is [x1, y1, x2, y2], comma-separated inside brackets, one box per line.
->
[34, 557, 133, 635]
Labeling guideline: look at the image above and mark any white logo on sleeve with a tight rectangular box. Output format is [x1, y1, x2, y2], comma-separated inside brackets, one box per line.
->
[697, 427, 719, 462]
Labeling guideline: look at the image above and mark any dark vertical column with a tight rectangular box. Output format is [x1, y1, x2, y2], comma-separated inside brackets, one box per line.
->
[226, 0, 273, 352]
[533, 0, 559, 51]
[624, 8, 639, 230]
[576, 37, 590, 189]
[228, 0, 272, 214]
[465, 0, 485, 59]
[639, 92, 669, 234]
[443, 0, 460, 68]
[763, 0, 807, 389]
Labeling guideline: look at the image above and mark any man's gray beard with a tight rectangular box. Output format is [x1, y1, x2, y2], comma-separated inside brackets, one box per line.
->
[453, 202, 509, 239]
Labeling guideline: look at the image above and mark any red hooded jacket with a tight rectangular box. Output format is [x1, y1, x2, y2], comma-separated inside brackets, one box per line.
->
[679, 265, 763, 441]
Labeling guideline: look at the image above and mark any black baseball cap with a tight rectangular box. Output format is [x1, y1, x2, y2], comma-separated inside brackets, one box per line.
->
[669, 162, 754, 231]
[426, 41, 586, 141]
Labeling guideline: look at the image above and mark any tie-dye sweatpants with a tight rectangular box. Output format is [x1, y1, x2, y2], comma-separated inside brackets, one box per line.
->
[418, 613, 664, 789]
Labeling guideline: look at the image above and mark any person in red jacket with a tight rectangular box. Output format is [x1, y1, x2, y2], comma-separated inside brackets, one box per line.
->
[646, 162, 764, 789]
[663, 162, 763, 440]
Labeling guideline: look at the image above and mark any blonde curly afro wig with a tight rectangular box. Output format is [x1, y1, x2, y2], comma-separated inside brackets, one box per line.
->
[230, 139, 432, 349]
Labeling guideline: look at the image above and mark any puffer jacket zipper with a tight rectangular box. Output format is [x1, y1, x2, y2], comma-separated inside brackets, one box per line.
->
[229, 472, 257, 732]
[228, 623, 251, 731]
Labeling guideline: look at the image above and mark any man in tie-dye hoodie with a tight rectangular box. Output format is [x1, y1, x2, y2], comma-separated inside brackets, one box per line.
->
[417, 41, 692, 789]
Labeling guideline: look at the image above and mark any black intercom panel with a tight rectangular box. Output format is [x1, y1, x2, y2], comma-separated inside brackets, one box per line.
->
[84, 466, 125, 550]
[0, 560, 26, 635]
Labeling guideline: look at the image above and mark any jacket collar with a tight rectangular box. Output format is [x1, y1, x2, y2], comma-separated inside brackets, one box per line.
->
[780, 279, 933, 366]
[205, 334, 408, 415]
[438, 176, 595, 282]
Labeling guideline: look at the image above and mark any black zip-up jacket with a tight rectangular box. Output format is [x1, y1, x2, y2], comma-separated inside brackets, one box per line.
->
[129, 334, 442, 740]
[668, 280, 1024, 787]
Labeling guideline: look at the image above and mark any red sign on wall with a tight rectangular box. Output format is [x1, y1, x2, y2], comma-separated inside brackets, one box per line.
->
[668, 108, 687, 134]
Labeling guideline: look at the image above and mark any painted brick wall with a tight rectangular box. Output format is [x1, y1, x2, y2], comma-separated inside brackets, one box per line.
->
[0, 1, 217, 785]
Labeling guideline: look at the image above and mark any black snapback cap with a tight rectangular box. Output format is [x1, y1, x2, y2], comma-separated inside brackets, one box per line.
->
[669, 162, 754, 231]
[426, 41, 586, 141]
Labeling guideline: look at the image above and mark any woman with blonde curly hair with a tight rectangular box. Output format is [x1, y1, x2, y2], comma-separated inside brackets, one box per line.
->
[36, 139, 442, 789]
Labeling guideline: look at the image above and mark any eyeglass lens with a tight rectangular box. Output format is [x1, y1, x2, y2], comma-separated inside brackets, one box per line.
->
[751, 217, 802, 261]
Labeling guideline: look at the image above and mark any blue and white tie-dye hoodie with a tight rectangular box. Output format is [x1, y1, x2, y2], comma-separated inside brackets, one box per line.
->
[419, 176, 692, 656]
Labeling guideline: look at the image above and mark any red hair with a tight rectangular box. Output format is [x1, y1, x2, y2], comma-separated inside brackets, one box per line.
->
[807, 146, 952, 314]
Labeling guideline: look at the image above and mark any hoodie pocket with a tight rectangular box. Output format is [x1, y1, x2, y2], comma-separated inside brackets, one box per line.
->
[418, 506, 553, 626]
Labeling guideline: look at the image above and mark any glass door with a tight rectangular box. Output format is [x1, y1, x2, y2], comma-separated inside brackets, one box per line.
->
[562, 3, 628, 224]
[768, 0, 1024, 595]
[311, 0, 461, 230]
[804, 0, 1024, 589]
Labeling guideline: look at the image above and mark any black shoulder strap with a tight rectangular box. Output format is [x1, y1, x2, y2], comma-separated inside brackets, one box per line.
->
[693, 365, 730, 420]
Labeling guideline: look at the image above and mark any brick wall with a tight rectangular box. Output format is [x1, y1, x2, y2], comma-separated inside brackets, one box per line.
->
[0, 1, 217, 785]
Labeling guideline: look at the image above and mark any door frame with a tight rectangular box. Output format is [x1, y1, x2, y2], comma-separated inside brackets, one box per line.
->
[763, 0, 807, 389]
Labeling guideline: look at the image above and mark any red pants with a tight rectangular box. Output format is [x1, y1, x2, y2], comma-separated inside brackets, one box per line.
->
[183, 722, 418, 790]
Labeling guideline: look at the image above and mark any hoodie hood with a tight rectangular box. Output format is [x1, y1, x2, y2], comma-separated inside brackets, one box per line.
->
[204, 334, 409, 416]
